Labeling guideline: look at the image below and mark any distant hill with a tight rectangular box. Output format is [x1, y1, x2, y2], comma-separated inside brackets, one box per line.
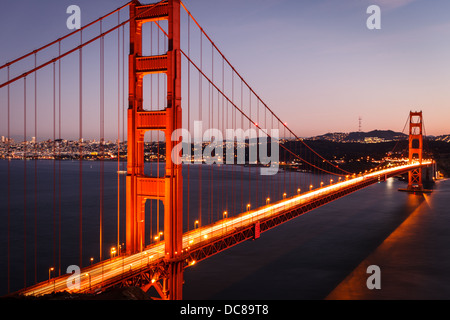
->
[310, 130, 407, 143]
[346, 130, 407, 142]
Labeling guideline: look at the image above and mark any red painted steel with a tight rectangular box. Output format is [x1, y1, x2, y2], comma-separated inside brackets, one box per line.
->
[408, 111, 423, 190]
[126, 0, 183, 300]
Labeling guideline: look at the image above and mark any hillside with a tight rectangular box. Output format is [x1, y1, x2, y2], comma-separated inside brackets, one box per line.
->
[311, 130, 407, 143]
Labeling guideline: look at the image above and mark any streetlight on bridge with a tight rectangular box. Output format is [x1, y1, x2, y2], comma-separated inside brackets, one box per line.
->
[223, 211, 228, 233]
[48, 267, 54, 283]
[110, 247, 117, 259]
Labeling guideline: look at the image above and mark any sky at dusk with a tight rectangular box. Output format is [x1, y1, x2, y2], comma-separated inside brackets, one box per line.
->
[1, 0, 450, 140]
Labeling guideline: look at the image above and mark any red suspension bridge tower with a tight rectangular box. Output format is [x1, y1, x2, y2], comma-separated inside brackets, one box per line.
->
[126, 0, 183, 299]
[407, 111, 423, 190]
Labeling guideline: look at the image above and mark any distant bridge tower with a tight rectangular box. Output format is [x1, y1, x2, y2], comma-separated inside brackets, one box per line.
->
[126, 0, 183, 299]
[407, 111, 423, 190]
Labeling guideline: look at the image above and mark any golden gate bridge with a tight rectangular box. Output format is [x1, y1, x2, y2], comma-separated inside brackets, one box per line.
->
[0, 0, 434, 300]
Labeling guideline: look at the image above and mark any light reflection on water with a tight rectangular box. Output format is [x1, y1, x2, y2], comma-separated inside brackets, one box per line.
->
[386, 176, 394, 190]
[326, 191, 430, 299]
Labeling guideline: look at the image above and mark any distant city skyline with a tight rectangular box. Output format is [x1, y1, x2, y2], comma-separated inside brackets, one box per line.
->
[3, 126, 450, 145]
[1, 0, 449, 140]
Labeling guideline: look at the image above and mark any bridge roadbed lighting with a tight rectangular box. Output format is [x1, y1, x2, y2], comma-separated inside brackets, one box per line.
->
[85, 273, 91, 291]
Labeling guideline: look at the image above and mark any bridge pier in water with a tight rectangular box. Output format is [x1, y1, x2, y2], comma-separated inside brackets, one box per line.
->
[126, 0, 183, 300]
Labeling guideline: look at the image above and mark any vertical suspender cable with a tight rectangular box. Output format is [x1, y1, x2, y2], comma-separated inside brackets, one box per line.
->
[284, 125, 286, 196]
[187, 14, 190, 231]
[121, 20, 126, 251]
[256, 99, 259, 206]
[225, 98, 229, 213]
[79, 30, 83, 268]
[117, 13, 121, 255]
[58, 41, 62, 276]
[34, 53, 38, 283]
[231, 71, 235, 216]
[222, 58, 226, 218]
[198, 29, 202, 228]
[290, 132, 293, 196]
[264, 101, 267, 202]
[271, 109, 273, 200]
[278, 121, 281, 200]
[208, 81, 211, 224]
[240, 81, 243, 213]
[100, 20, 105, 261]
[163, 23, 167, 108]
[217, 74, 220, 221]
[7, 66, 10, 293]
[210, 45, 213, 226]
[53, 61, 56, 274]
[310, 137, 313, 192]
[248, 90, 251, 209]
[23, 76, 27, 288]
[156, 24, 160, 237]
[150, 22, 153, 154]
[149, 22, 153, 241]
